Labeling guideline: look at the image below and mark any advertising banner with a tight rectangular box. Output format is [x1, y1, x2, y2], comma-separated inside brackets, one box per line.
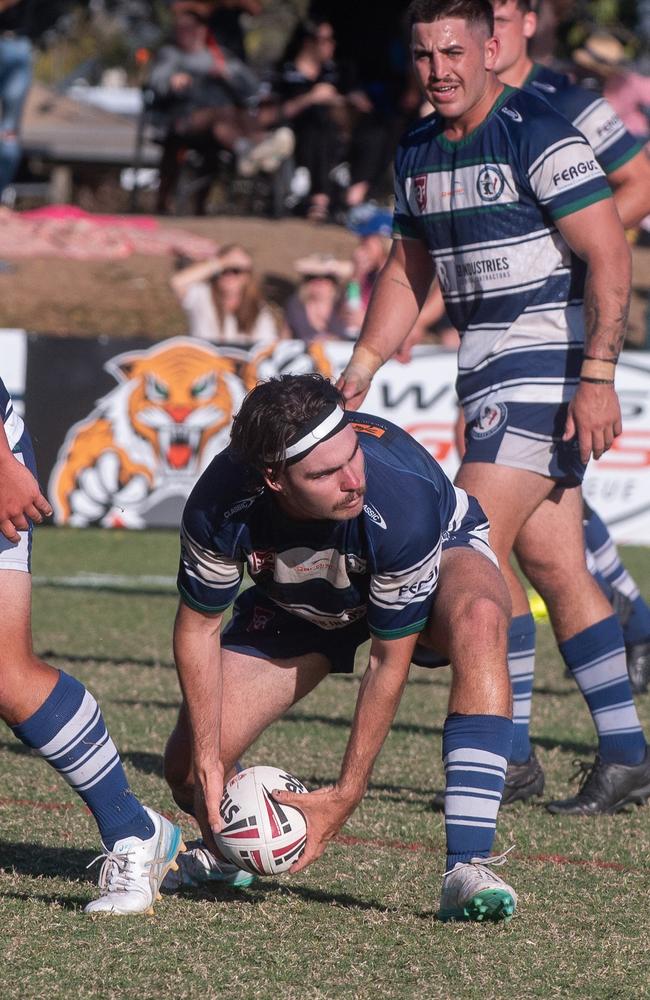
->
[1, 331, 649, 543]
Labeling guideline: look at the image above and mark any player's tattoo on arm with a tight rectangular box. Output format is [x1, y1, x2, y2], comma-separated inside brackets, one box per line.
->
[582, 277, 629, 362]
[389, 275, 415, 291]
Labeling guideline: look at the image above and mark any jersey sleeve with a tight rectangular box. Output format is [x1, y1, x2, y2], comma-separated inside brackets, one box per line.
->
[176, 454, 245, 614]
[366, 483, 443, 639]
[570, 95, 643, 175]
[523, 110, 612, 220]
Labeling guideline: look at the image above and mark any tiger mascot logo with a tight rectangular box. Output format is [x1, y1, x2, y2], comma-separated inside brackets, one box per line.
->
[50, 336, 334, 528]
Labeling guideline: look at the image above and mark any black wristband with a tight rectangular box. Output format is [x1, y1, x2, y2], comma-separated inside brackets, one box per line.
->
[580, 376, 615, 385]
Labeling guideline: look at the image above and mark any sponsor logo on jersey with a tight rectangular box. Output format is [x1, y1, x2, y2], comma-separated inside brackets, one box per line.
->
[350, 421, 385, 438]
[414, 173, 428, 213]
[470, 402, 508, 439]
[476, 165, 505, 202]
[398, 565, 438, 597]
[552, 158, 598, 185]
[248, 549, 276, 574]
[363, 502, 387, 529]
[501, 106, 522, 123]
[597, 113, 622, 139]
[247, 605, 276, 632]
[456, 256, 510, 281]
[224, 493, 262, 519]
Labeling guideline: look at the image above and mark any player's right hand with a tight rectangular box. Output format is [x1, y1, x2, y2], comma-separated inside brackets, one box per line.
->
[336, 366, 372, 412]
[0, 455, 52, 543]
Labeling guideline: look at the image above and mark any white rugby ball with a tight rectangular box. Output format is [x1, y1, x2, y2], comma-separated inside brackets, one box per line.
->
[215, 765, 308, 876]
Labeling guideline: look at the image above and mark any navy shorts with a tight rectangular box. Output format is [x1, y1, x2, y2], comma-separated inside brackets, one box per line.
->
[463, 400, 586, 485]
[0, 424, 36, 573]
[222, 586, 370, 674]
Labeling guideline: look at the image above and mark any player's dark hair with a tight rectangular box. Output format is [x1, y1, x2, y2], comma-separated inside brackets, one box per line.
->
[230, 374, 344, 476]
[492, 0, 536, 12]
[408, 0, 494, 34]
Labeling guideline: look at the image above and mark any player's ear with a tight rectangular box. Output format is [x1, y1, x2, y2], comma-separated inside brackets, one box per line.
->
[485, 33, 500, 70]
[523, 11, 537, 41]
[263, 469, 283, 494]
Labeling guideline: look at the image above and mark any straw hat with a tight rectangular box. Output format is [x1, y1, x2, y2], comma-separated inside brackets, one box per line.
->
[293, 253, 354, 281]
[573, 33, 627, 74]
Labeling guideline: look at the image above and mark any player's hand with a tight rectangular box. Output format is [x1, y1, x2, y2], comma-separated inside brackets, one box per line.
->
[563, 382, 622, 464]
[336, 365, 372, 412]
[0, 454, 52, 543]
[193, 766, 225, 855]
[272, 784, 358, 874]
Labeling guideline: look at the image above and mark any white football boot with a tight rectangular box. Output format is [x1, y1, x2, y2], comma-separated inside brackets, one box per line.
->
[84, 807, 185, 916]
[438, 849, 517, 923]
[162, 839, 255, 891]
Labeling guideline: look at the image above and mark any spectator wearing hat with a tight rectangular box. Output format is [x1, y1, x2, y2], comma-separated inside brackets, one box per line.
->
[282, 254, 353, 343]
[171, 243, 282, 345]
[573, 32, 650, 141]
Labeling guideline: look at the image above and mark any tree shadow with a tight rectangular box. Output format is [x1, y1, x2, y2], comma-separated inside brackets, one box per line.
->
[36, 649, 175, 670]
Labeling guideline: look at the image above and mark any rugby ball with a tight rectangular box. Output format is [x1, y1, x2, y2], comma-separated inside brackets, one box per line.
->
[215, 765, 308, 876]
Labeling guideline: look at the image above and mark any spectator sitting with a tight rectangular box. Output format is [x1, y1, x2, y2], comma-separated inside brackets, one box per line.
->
[274, 19, 349, 222]
[148, 8, 294, 212]
[171, 243, 283, 345]
[282, 254, 353, 343]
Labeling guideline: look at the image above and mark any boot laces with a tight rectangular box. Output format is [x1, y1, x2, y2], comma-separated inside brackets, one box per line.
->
[443, 844, 515, 879]
[87, 849, 137, 894]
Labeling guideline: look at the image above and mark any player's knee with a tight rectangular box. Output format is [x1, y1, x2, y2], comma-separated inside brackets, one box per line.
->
[449, 592, 510, 656]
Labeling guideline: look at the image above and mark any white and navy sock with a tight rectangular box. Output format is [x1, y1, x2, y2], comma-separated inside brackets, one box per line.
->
[584, 508, 650, 645]
[12, 671, 155, 849]
[508, 613, 536, 764]
[442, 713, 513, 870]
[560, 616, 647, 765]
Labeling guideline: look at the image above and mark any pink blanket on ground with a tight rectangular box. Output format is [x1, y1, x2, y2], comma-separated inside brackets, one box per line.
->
[0, 205, 218, 260]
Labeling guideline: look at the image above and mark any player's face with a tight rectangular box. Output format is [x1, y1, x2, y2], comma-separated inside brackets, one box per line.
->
[492, 1, 536, 77]
[411, 17, 500, 129]
[271, 425, 366, 521]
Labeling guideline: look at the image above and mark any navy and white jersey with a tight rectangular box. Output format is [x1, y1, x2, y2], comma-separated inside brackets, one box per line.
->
[393, 86, 612, 418]
[178, 412, 467, 640]
[524, 63, 643, 176]
[0, 376, 24, 451]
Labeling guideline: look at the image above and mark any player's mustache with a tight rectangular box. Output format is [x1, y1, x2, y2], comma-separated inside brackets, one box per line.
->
[334, 487, 366, 509]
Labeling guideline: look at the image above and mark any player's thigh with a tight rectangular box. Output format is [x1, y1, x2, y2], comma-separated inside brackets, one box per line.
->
[454, 461, 556, 560]
[422, 547, 511, 656]
[514, 484, 589, 582]
[219, 649, 331, 767]
[0, 568, 33, 668]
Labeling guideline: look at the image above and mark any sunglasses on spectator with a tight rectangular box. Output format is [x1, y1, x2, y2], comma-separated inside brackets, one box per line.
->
[218, 266, 251, 276]
[303, 272, 339, 282]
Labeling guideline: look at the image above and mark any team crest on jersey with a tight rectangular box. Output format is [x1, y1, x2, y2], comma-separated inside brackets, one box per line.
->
[413, 174, 428, 213]
[476, 165, 505, 202]
[436, 261, 451, 292]
[470, 402, 508, 439]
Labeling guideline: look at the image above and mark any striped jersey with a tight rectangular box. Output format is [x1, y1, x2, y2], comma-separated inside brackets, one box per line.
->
[178, 412, 467, 640]
[0, 376, 24, 451]
[393, 85, 612, 418]
[524, 63, 643, 176]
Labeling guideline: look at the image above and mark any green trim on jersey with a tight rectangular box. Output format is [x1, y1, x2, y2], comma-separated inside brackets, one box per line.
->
[550, 186, 611, 220]
[435, 86, 514, 152]
[370, 617, 429, 640]
[178, 586, 232, 616]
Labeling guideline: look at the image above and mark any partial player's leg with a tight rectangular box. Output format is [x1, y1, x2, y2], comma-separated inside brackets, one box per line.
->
[163, 648, 331, 890]
[420, 536, 517, 922]
[515, 485, 650, 814]
[0, 570, 183, 915]
[454, 461, 556, 800]
[583, 500, 650, 694]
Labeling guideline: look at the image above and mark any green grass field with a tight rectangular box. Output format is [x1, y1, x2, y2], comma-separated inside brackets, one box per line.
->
[2, 528, 649, 999]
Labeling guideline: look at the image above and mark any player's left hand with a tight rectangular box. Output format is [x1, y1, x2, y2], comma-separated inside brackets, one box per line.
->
[271, 784, 358, 874]
[563, 381, 622, 464]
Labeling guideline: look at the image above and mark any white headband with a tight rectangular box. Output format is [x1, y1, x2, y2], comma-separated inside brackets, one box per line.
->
[284, 405, 346, 462]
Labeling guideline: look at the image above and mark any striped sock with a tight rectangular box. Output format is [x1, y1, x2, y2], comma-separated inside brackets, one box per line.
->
[508, 613, 536, 764]
[443, 713, 513, 870]
[12, 671, 154, 849]
[584, 508, 650, 644]
[559, 616, 647, 765]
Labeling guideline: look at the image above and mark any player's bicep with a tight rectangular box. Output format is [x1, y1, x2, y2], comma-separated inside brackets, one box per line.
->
[554, 197, 629, 266]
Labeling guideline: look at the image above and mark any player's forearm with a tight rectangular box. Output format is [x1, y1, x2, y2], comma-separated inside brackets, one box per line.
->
[352, 257, 427, 372]
[581, 250, 631, 375]
[170, 258, 222, 299]
[336, 652, 412, 803]
[173, 611, 224, 777]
